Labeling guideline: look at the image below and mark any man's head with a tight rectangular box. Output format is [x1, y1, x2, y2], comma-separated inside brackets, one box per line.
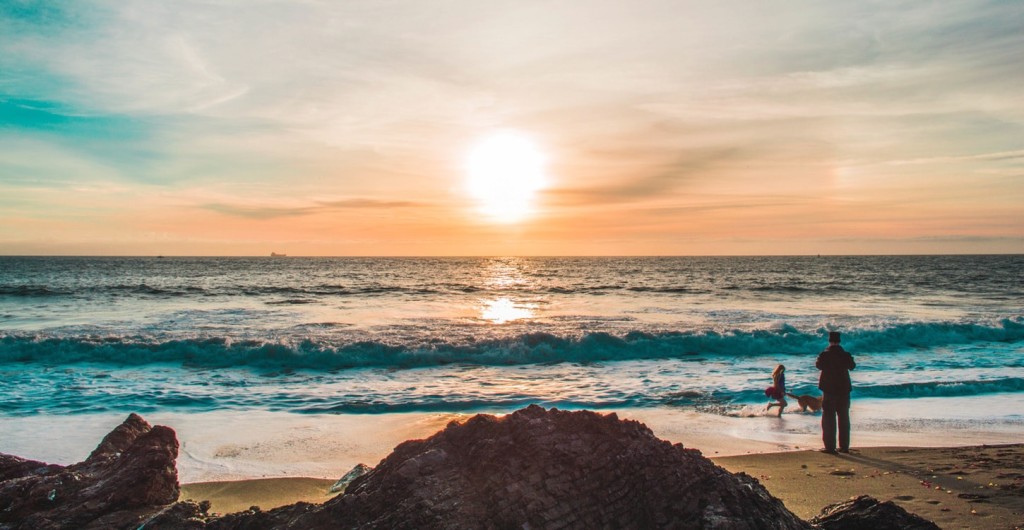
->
[828, 331, 841, 344]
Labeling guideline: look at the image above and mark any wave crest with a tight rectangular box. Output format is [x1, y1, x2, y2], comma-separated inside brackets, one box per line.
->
[855, 378, 1024, 399]
[1, 319, 1020, 369]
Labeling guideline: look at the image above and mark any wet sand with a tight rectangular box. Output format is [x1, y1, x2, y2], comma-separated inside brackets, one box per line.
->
[180, 477, 337, 515]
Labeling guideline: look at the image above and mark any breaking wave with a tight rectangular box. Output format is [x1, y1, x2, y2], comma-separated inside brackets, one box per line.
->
[855, 378, 1024, 399]
[1, 319, 1020, 370]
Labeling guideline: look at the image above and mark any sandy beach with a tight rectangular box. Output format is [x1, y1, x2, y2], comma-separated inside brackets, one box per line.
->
[179, 444, 1024, 529]
[716, 445, 1024, 530]
[180, 477, 337, 515]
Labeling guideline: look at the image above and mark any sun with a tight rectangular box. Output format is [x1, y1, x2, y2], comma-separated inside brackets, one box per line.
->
[465, 130, 547, 223]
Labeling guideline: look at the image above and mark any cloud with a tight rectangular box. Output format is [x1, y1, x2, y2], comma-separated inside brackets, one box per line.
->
[546, 148, 748, 206]
[883, 149, 1024, 166]
[203, 198, 422, 219]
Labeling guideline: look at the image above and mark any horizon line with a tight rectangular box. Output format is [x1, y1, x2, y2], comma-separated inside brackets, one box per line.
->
[1, 253, 1021, 259]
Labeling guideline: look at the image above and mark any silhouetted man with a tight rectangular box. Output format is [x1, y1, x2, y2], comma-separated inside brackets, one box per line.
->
[817, 331, 855, 454]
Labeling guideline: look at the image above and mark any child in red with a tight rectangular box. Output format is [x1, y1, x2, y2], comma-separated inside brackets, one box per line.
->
[765, 364, 787, 416]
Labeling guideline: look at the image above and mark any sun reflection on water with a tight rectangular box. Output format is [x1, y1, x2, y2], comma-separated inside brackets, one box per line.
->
[482, 257, 529, 289]
[481, 297, 535, 324]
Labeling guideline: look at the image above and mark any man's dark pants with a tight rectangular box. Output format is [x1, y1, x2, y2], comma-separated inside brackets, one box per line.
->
[821, 393, 851, 452]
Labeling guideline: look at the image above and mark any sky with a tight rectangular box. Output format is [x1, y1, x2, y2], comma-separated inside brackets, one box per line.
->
[1, 0, 1022, 256]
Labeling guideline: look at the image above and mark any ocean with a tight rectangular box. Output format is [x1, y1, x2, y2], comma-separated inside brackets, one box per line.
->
[1, 255, 1021, 419]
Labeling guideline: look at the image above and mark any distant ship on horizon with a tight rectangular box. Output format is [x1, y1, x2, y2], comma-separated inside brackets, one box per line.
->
[270, 252, 287, 257]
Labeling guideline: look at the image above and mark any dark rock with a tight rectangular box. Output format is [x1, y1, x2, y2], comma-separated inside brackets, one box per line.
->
[0, 455, 62, 482]
[329, 463, 373, 493]
[87, 412, 154, 461]
[810, 495, 941, 530]
[0, 413, 180, 530]
[198, 405, 813, 529]
[1, 407, 945, 530]
[132, 500, 213, 530]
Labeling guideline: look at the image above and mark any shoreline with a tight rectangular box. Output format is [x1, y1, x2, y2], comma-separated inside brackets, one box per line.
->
[4, 395, 1024, 483]
[179, 444, 1024, 529]
[2, 398, 1023, 483]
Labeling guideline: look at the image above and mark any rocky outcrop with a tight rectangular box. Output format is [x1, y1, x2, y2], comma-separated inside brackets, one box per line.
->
[186, 405, 812, 529]
[329, 463, 372, 494]
[0, 413, 180, 530]
[810, 495, 941, 530]
[0, 455, 62, 483]
[2, 407, 943, 530]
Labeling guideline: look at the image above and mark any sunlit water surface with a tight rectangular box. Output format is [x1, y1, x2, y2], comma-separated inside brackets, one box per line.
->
[1, 256, 1021, 427]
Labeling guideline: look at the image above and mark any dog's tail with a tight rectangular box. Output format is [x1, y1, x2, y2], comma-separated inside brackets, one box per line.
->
[785, 392, 799, 399]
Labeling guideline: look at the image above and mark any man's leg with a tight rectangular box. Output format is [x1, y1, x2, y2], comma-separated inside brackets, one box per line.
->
[821, 394, 837, 452]
[837, 394, 851, 452]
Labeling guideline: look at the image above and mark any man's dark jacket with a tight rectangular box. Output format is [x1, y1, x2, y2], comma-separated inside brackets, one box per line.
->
[816, 344, 855, 394]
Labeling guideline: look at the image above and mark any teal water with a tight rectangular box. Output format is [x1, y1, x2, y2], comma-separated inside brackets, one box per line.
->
[1, 255, 1021, 417]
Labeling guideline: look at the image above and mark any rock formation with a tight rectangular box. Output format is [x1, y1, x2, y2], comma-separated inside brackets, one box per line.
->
[1, 406, 942, 530]
[0, 413, 179, 530]
[329, 463, 372, 494]
[168, 405, 812, 529]
[810, 495, 941, 530]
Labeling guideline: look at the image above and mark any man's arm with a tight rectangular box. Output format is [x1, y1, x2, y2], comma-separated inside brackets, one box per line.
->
[846, 352, 855, 370]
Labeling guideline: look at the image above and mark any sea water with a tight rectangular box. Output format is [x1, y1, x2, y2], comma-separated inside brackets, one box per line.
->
[1, 256, 1022, 473]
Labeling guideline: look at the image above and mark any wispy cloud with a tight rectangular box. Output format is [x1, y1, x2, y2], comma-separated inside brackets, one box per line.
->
[883, 150, 1024, 166]
[203, 198, 422, 220]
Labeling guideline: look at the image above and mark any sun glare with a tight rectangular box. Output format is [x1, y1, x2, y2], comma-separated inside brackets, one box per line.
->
[481, 297, 535, 324]
[465, 130, 547, 223]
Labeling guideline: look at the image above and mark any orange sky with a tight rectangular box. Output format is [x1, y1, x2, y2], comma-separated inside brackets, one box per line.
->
[1, 1, 1021, 255]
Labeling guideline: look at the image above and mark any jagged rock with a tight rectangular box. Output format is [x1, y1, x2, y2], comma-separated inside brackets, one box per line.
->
[194, 405, 813, 529]
[0, 455, 62, 482]
[0, 413, 180, 530]
[88, 411, 157, 461]
[810, 495, 940, 530]
[329, 463, 373, 493]
[2, 407, 944, 530]
[132, 500, 213, 530]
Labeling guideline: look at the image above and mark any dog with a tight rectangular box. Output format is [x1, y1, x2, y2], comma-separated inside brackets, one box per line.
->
[786, 393, 822, 412]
